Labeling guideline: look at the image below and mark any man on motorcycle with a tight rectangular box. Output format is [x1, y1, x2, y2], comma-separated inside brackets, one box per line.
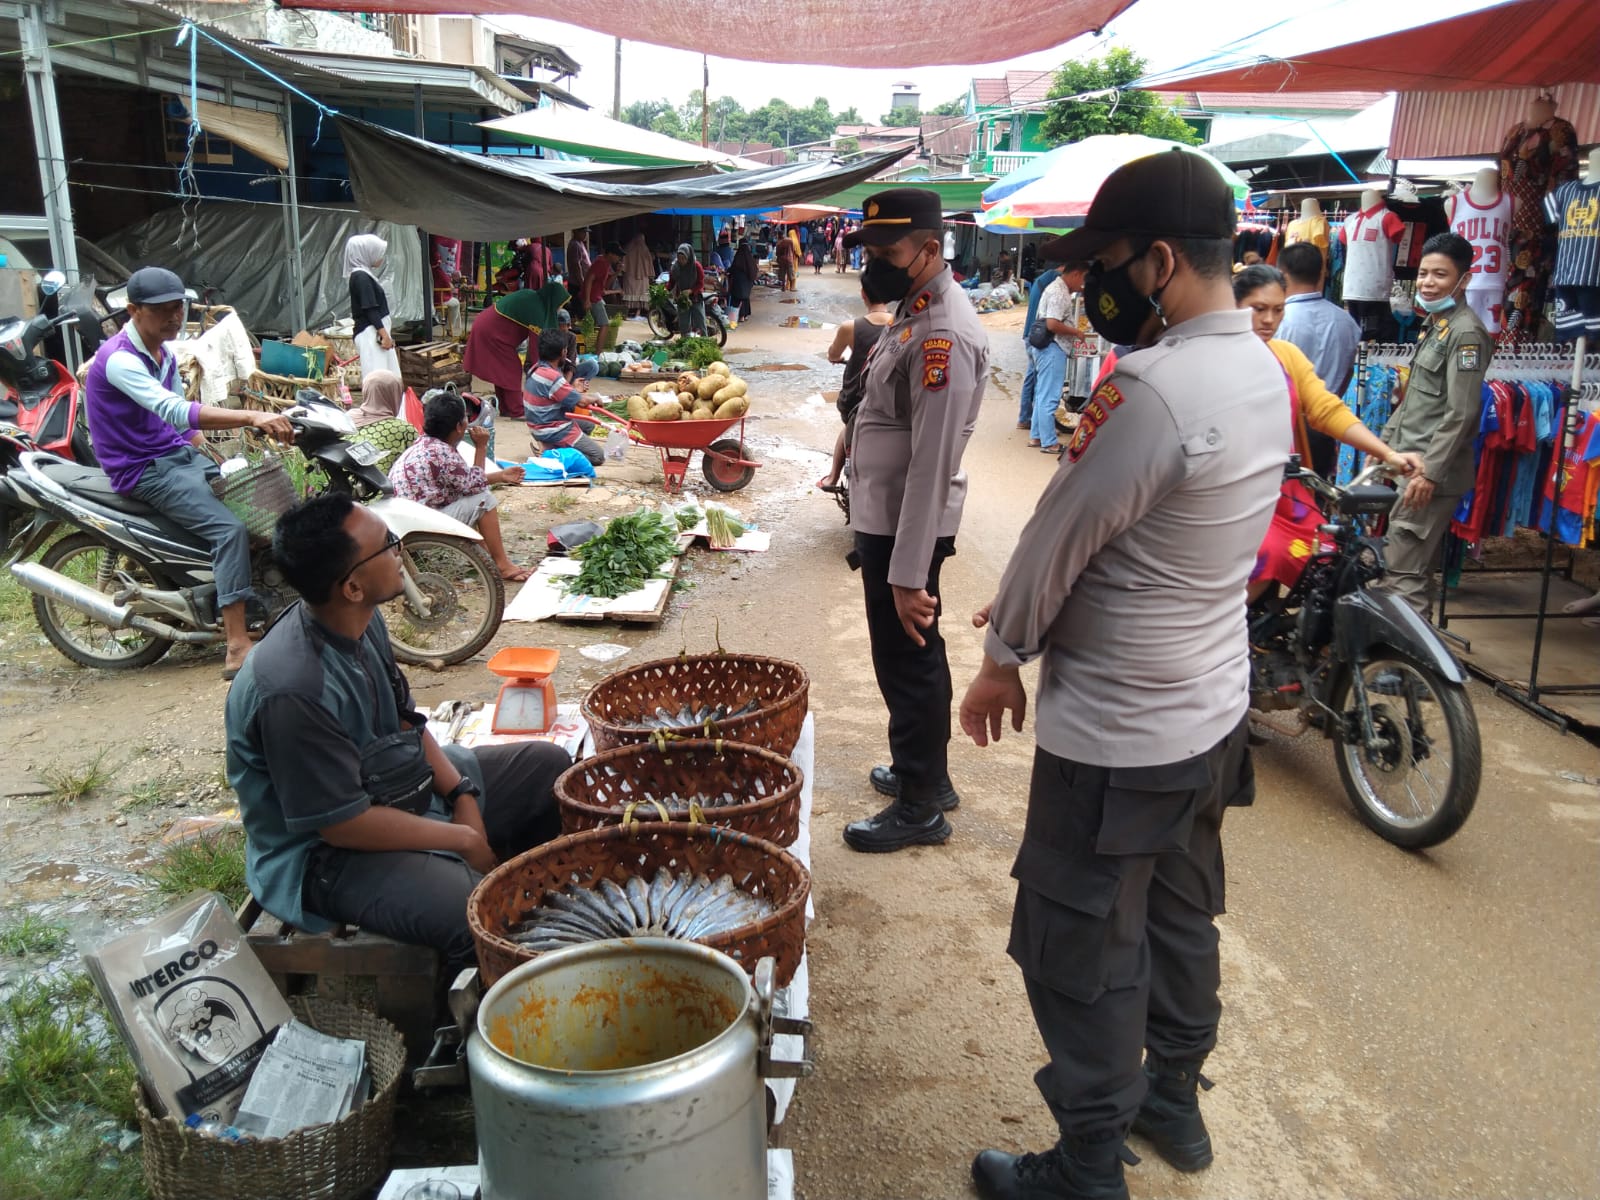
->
[959, 151, 1284, 1199]
[225, 493, 569, 975]
[83, 266, 292, 678]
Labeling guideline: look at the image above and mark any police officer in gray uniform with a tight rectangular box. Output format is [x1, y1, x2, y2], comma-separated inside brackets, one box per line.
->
[841, 188, 989, 853]
[1379, 231, 1492, 619]
[959, 151, 1286, 1199]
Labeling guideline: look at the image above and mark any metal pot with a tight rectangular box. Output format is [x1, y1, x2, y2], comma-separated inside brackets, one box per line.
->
[467, 939, 810, 1200]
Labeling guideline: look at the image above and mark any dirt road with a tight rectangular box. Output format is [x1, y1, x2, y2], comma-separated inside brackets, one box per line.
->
[2, 270, 1596, 1199]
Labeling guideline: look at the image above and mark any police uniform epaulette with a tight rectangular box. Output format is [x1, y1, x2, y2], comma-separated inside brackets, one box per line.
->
[909, 290, 933, 315]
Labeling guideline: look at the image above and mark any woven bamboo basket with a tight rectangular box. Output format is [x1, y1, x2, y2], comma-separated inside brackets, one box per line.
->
[135, 998, 405, 1200]
[583, 653, 809, 756]
[556, 738, 803, 846]
[468, 823, 809, 990]
[210, 454, 299, 540]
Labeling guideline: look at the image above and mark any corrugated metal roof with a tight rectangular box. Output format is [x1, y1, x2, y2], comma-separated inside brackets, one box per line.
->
[1154, 90, 1386, 113]
[1391, 84, 1600, 158]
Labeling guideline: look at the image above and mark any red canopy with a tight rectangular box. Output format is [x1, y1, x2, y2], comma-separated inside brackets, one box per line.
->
[276, 0, 1137, 68]
[1138, 0, 1600, 94]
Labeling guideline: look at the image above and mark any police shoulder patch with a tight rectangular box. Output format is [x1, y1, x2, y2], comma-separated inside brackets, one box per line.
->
[921, 336, 952, 390]
[1458, 342, 1481, 371]
[1067, 382, 1125, 463]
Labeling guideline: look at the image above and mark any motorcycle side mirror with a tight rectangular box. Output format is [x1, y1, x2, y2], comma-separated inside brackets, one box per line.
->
[184, 289, 199, 302]
[40, 270, 66, 297]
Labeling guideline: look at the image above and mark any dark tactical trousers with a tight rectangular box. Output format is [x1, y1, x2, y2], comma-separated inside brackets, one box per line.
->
[1008, 717, 1255, 1139]
[302, 740, 569, 974]
[854, 531, 956, 799]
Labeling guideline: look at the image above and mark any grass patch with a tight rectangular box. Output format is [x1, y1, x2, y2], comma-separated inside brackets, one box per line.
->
[0, 972, 138, 1124]
[0, 1111, 146, 1200]
[122, 781, 164, 811]
[0, 914, 69, 958]
[0, 568, 33, 628]
[148, 832, 247, 911]
[545, 490, 579, 515]
[41, 750, 114, 805]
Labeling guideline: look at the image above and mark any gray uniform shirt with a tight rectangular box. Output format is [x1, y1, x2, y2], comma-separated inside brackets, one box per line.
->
[1381, 304, 1491, 496]
[984, 309, 1286, 768]
[850, 265, 989, 588]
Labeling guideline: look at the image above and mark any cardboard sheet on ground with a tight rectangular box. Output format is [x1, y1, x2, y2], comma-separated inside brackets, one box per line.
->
[687, 521, 771, 553]
[503, 553, 676, 623]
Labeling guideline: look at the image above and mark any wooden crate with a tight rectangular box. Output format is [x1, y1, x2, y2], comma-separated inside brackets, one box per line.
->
[398, 339, 472, 394]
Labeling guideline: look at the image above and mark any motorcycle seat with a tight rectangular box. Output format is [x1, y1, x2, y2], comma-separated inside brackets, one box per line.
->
[36, 458, 158, 516]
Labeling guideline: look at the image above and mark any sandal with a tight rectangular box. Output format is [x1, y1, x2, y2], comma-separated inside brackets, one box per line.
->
[1028, 438, 1041, 448]
[499, 567, 533, 582]
[1041, 444, 1064, 457]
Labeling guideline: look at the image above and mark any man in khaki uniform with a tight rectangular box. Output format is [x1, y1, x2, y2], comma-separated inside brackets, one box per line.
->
[841, 188, 989, 853]
[1380, 232, 1492, 619]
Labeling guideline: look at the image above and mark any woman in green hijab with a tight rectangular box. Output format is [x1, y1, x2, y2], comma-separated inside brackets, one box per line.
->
[463, 280, 569, 418]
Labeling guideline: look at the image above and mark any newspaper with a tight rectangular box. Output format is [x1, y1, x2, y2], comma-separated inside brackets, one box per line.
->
[232, 1019, 368, 1139]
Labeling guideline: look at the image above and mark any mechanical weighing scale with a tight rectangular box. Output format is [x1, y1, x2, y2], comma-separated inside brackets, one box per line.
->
[485, 647, 560, 734]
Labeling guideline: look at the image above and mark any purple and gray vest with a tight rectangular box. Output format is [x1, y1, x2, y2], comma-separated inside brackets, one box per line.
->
[83, 327, 193, 494]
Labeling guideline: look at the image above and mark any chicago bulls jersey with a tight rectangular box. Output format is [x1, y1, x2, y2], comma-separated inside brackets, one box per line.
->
[1449, 190, 1513, 332]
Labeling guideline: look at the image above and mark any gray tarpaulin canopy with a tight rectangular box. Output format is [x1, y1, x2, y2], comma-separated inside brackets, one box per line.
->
[335, 116, 909, 242]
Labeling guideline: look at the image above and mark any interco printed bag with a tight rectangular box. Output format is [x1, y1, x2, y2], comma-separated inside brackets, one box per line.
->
[83, 890, 292, 1123]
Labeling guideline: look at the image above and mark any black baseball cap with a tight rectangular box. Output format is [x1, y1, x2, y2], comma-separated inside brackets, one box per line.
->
[843, 188, 943, 249]
[1042, 149, 1236, 261]
[125, 266, 188, 305]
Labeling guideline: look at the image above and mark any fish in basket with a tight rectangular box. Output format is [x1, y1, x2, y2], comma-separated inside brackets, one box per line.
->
[583, 652, 809, 755]
[468, 822, 809, 988]
[555, 739, 803, 845]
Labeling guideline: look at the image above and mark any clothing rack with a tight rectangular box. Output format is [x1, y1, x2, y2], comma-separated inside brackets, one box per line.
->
[1432, 339, 1600, 729]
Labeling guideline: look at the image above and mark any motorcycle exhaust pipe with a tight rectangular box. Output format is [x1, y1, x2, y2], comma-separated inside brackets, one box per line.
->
[10, 561, 136, 628]
[8, 561, 211, 643]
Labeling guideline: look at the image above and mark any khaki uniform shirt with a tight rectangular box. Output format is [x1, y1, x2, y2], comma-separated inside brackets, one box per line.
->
[984, 309, 1286, 768]
[1382, 303, 1491, 496]
[850, 266, 989, 588]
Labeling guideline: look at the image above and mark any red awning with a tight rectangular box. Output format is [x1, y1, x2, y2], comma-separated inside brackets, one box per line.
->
[1137, 0, 1600, 94]
[275, 0, 1138, 68]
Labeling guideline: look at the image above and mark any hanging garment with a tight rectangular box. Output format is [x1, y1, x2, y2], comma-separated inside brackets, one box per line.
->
[1340, 205, 1405, 302]
[1499, 117, 1580, 345]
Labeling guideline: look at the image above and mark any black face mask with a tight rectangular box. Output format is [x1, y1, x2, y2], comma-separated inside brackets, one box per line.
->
[1082, 246, 1169, 346]
[861, 246, 926, 300]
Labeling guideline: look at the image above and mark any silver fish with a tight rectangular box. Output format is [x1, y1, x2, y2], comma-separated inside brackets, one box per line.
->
[625, 876, 652, 928]
[570, 879, 634, 935]
[596, 877, 635, 925]
[543, 891, 620, 938]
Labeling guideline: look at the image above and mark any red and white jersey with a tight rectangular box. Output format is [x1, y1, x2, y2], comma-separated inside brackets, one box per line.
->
[1448, 190, 1513, 293]
[1339, 205, 1405, 301]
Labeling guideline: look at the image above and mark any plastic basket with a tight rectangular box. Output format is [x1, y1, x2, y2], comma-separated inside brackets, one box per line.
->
[135, 998, 405, 1200]
[211, 455, 299, 540]
[259, 339, 327, 381]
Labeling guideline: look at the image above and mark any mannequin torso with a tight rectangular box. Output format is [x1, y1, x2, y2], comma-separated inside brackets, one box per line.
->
[1339, 192, 1404, 303]
[1286, 197, 1330, 262]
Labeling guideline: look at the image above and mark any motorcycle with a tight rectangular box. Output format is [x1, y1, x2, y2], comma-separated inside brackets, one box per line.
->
[3, 394, 505, 671]
[646, 288, 729, 347]
[1247, 459, 1481, 849]
[0, 270, 94, 463]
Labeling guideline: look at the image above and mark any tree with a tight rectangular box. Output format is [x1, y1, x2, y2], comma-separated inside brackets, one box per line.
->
[930, 94, 967, 116]
[620, 99, 673, 131]
[1038, 48, 1201, 147]
[836, 106, 862, 125]
[836, 136, 861, 156]
[880, 109, 918, 127]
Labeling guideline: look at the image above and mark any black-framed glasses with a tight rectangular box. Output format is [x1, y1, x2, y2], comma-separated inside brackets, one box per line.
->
[343, 530, 400, 581]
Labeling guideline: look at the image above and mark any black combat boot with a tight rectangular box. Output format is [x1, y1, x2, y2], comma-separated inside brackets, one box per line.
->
[867, 764, 961, 811]
[841, 794, 952, 852]
[971, 1131, 1131, 1200]
[1131, 1054, 1214, 1172]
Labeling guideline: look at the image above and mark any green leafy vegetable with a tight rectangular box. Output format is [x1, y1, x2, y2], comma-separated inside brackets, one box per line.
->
[673, 336, 724, 369]
[565, 510, 680, 598]
[603, 396, 632, 419]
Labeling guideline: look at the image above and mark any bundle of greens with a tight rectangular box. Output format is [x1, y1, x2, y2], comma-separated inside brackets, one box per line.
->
[603, 395, 632, 419]
[564, 510, 680, 598]
[704, 507, 746, 550]
[673, 336, 724, 369]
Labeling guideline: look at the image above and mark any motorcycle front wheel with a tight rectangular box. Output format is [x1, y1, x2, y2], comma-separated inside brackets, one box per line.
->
[646, 304, 675, 341]
[32, 533, 172, 670]
[382, 535, 504, 666]
[1331, 656, 1480, 849]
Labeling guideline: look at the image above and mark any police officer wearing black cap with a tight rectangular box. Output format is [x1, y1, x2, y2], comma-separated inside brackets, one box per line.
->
[840, 187, 989, 853]
[958, 150, 1287, 1198]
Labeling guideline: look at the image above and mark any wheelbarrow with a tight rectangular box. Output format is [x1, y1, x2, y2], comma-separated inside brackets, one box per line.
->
[582, 407, 759, 494]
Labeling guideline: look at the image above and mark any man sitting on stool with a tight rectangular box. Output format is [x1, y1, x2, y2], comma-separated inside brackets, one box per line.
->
[225, 493, 570, 975]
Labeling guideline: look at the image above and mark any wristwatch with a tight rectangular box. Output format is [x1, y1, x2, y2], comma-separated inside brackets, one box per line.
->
[445, 778, 480, 805]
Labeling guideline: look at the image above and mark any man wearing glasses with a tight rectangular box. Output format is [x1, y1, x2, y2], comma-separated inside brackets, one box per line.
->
[225, 493, 569, 977]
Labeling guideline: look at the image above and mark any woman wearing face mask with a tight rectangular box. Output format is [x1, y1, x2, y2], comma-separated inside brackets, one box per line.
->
[1232, 264, 1421, 603]
[1374, 232, 1492, 619]
[345, 234, 400, 382]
